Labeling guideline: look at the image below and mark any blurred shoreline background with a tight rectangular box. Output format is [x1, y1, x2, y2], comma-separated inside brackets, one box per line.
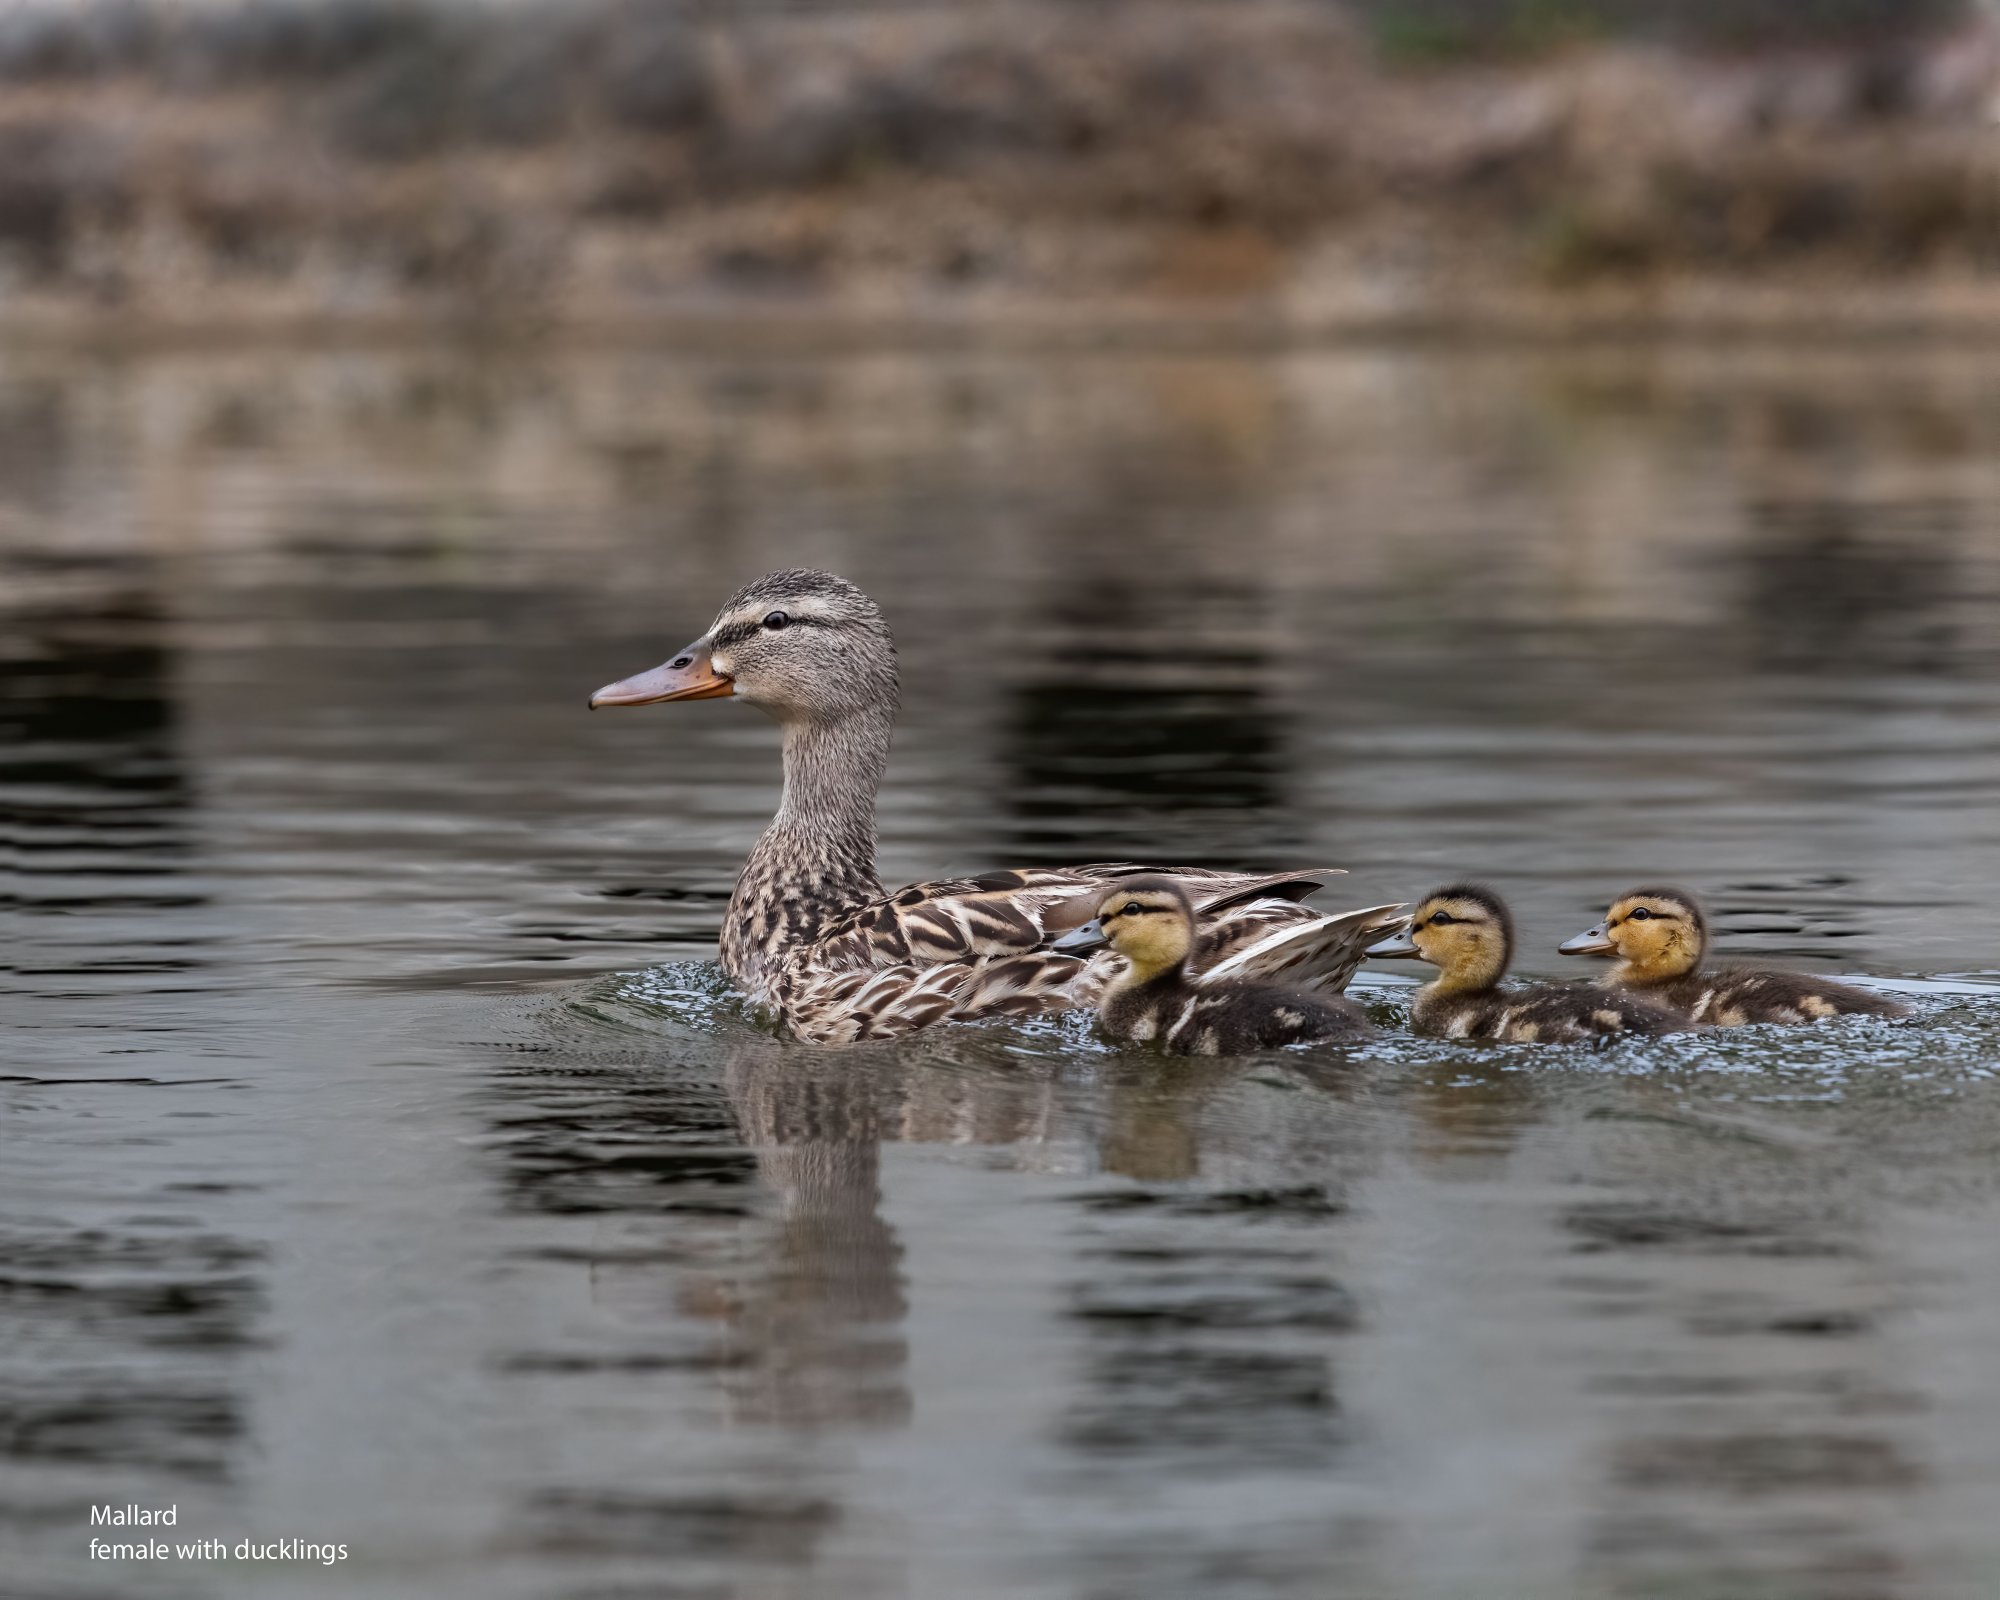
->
[1, 0, 1996, 341]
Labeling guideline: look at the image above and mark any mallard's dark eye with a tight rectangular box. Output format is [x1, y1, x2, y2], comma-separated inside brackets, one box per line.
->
[762, 611, 789, 630]
[1122, 902, 1141, 918]
[1629, 907, 1652, 921]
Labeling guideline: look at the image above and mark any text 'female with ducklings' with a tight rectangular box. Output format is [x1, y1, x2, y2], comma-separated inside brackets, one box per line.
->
[1053, 878, 1373, 1054]
[1369, 885, 1689, 1043]
[1558, 886, 1908, 1025]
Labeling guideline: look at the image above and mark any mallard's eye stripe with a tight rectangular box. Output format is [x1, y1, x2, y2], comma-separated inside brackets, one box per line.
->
[710, 615, 829, 648]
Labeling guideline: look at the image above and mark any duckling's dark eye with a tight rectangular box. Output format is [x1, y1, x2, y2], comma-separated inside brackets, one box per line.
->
[1629, 907, 1652, 921]
[1122, 902, 1141, 918]
[762, 611, 789, 630]
[1428, 910, 1452, 926]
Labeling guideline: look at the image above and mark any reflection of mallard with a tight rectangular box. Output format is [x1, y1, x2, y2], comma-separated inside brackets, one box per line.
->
[1054, 878, 1371, 1053]
[1559, 886, 1908, 1025]
[591, 570, 1401, 1045]
[1368, 885, 1688, 1044]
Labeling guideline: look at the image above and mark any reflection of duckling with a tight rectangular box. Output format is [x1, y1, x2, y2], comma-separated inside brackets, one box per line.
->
[1053, 878, 1370, 1054]
[1558, 886, 1908, 1025]
[1368, 884, 1688, 1043]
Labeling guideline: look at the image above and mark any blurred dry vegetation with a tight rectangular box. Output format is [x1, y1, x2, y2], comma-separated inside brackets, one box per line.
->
[0, 0, 1994, 331]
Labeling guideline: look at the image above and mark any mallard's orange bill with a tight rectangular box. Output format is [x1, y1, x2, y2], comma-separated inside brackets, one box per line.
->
[1558, 923, 1614, 956]
[589, 642, 734, 708]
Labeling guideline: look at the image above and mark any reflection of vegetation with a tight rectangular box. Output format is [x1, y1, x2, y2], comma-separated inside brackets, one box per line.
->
[1358, 0, 1962, 62]
[0, 0, 1986, 321]
[1537, 149, 1988, 285]
[1368, 0, 1607, 66]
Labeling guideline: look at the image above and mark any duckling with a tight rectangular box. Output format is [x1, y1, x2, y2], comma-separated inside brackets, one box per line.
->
[1558, 886, 1908, 1025]
[1368, 884, 1688, 1043]
[1052, 878, 1371, 1054]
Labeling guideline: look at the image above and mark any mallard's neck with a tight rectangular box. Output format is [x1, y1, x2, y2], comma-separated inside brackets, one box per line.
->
[773, 708, 891, 847]
[722, 705, 892, 986]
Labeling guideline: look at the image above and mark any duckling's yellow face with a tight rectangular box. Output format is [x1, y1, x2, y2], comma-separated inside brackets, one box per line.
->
[1595, 891, 1705, 981]
[1093, 887, 1195, 980]
[1395, 891, 1511, 991]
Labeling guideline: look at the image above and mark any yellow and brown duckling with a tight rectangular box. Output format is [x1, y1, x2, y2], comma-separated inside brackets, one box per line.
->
[1053, 878, 1372, 1054]
[1558, 886, 1909, 1025]
[1368, 884, 1689, 1043]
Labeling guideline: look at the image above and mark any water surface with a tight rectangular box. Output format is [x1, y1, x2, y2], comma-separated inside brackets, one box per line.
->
[5, 342, 2000, 1600]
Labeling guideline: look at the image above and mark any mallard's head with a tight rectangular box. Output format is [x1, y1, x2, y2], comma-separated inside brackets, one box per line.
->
[1075, 877, 1196, 981]
[1559, 886, 1706, 983]
[1367, 883, 1513, 992]
[590, 569, 898, 725]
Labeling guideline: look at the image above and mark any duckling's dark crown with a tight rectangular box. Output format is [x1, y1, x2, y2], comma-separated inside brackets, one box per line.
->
[1615, 885, 1708, 936]
[1098, 875, 1193, 915]
[1418, 883, 1515, 940]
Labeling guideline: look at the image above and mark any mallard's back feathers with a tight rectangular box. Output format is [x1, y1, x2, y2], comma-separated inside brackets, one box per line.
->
[771, 886, 1394, 1045]
[808, 863, 1350, 972]
[1202, 901, 1407, 993]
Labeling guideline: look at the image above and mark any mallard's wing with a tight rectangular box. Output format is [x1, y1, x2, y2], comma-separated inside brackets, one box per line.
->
[1199, 903, 1406, 995]
[810, 864, 1347, 970]
[778, 949, 1109, 1045]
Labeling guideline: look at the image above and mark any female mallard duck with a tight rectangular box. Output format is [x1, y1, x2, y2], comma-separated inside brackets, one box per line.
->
[1557, 886, 1909, 1024]
[590, 570, 1403, 1044]
[1051, 878, 1372, 1053]
[1367, 884, 1689, 1043]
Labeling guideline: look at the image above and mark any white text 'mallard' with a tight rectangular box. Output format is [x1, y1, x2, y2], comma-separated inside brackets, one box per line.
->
[90, 1505, 177, 1527]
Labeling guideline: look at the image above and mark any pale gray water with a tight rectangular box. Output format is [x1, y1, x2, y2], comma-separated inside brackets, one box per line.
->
[5, 342, 2000, 1600]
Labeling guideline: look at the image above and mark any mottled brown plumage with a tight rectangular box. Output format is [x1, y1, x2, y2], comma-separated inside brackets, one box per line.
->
[1559, 886, 1909, 1025]
[1369, 884, 1689, 1044]
[591, 571, 1403, 1044]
